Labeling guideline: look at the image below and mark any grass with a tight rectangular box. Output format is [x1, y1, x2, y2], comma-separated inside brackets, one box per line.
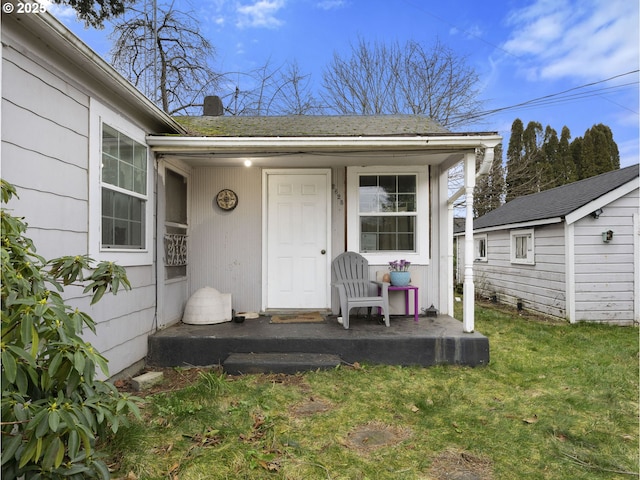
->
[104, 303, 639, 479]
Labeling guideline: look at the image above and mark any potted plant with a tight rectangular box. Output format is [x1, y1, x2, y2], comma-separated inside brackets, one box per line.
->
[388, 259, 411, 286]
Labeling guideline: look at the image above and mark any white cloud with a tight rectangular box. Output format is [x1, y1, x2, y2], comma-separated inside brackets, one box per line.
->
[316, 0, 347, 10]
[236, 0, 286, 29]
[502, 0, 639, 82]
[41, 0, 77, 21]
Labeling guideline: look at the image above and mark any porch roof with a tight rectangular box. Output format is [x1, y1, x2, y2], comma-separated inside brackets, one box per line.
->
[147, 115, 501, 167]
[173, 114, 457, 137]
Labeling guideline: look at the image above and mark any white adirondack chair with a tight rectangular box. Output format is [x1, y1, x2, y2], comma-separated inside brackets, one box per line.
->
[331, 251, 390, 329]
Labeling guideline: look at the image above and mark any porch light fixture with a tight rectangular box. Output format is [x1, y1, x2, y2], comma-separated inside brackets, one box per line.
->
[244, 159, 252, 167]
[591, 208, 603, 219]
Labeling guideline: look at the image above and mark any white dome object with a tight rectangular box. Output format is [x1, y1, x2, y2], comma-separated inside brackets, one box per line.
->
[182, 287, 232, 325]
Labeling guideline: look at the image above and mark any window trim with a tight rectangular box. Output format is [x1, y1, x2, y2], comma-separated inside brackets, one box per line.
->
[89, 99, 153, 266]
[474, 234, 488, 262]
[346, 165, 429, 266]
[510, 229, 535, 265]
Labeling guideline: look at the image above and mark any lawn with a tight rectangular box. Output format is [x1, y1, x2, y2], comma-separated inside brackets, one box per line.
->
[106, 303, 639, 479]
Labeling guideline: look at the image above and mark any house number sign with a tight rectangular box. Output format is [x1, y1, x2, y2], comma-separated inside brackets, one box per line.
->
[216, 189, 238, 211]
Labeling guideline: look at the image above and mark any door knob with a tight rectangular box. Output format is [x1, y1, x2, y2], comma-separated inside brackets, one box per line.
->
[321, 249, 326, 255]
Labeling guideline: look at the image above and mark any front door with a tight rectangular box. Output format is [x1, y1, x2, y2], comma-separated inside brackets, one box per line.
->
[265, 170, 331, 310]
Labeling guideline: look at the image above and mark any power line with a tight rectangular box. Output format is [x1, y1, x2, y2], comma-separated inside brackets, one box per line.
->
[451, 71, 639, 124]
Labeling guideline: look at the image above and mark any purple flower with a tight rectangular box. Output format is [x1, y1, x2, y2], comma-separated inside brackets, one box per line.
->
[389, 259, 411, 271]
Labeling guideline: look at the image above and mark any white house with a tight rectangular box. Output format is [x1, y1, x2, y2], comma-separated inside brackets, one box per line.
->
[457, 165, 639, 325]
[2, 11, 501, 378]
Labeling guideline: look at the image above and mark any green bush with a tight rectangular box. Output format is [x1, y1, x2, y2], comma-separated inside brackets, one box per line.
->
[1, 180, 141, 479]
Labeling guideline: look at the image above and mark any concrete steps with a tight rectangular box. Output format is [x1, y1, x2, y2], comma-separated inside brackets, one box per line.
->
[223, 352, 342, 375]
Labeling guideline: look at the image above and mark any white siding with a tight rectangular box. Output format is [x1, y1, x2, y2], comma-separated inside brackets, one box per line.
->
[573, 189, 639, 324]
[2, 23, 161, 377]
[2, 50, 89, 260]
[189, 166, 263, 312]
[188, 165, 444, 317]
[473, 223, 567, 319]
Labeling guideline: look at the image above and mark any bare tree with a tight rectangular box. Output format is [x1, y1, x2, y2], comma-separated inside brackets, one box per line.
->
[219, 59, 323, 116]
[269, 61, 324, 115]
[321, 37, 483, 128]
[109, 0, 218, 115]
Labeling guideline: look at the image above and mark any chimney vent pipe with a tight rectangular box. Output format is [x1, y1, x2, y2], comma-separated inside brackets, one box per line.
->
[203, 96, 224, 116]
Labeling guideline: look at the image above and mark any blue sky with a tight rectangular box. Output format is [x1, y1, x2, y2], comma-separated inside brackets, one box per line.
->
[50, 0, 639, 167]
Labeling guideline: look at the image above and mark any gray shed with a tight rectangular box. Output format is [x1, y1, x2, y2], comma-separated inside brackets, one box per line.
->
[456, 165, 639, 324]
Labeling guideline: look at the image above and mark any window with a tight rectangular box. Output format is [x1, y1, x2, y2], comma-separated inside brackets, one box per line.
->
[347, 166, 429, 265]
[101, 124, 148, 249]
[474, 234, 487, 262]
[510, 229, 535, 264]
[359, 174, 416, 252]
[89, 99, 153, 266]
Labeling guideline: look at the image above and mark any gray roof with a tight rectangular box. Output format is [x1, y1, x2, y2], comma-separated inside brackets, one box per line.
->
[473, 164, 639, 230]
[174, 114, 496, 137]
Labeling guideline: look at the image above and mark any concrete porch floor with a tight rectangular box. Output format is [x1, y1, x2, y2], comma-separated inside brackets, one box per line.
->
[147, 314, 490, 373]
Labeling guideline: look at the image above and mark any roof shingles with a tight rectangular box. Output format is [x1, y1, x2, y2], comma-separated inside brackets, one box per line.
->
[474, 164, 639, 230]
[174, 114, 458, 137]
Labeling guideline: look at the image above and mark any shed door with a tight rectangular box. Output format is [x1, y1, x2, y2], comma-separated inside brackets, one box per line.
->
[265, 171, 330, 310]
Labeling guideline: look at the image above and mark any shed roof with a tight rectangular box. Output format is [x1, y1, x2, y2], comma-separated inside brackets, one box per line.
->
[174, 114, 496, 137]
[473, 164, 639, 230]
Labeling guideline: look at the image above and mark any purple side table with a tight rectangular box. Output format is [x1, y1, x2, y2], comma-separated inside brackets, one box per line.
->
[379, 285, 419, 321]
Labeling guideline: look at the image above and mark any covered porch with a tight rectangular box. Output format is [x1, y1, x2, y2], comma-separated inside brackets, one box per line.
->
[147, 313, 489, 373]
[151, 115, 501, 338]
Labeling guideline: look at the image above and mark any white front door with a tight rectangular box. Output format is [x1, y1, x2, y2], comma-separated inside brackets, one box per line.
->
[265, 170, 331, 310]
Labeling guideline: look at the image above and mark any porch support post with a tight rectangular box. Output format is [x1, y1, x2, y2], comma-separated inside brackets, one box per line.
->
[463, 152, 476, 333]
[447, 200, 455, 317]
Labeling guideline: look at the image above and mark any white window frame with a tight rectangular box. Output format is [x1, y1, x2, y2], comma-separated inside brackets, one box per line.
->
[89, 99, 153, 266]
[474, 234, 488, 262]
[510, 229, 535, 265]
[346, 165, 429, 266]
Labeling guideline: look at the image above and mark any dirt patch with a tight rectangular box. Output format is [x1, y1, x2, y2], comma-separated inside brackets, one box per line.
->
[290, 397, 332, 417]
[476, 299, 566, 325]
[344, 421, 412, 453]
[428, 449, 494, 480]
[114, 366, 220, 397]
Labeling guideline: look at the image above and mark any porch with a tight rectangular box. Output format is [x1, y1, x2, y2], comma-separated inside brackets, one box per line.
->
[147, 314, 489, 374]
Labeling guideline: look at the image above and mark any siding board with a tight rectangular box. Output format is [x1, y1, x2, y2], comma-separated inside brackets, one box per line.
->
[10, 189, 87, 234]
[2, 100, 88, 166]
[2, 143, 87, 199]
[2, 57, 88, 134]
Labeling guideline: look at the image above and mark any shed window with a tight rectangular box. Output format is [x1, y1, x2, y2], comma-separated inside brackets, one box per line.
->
[510, 229, 534, 264]
[474, 234, 487, 262]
